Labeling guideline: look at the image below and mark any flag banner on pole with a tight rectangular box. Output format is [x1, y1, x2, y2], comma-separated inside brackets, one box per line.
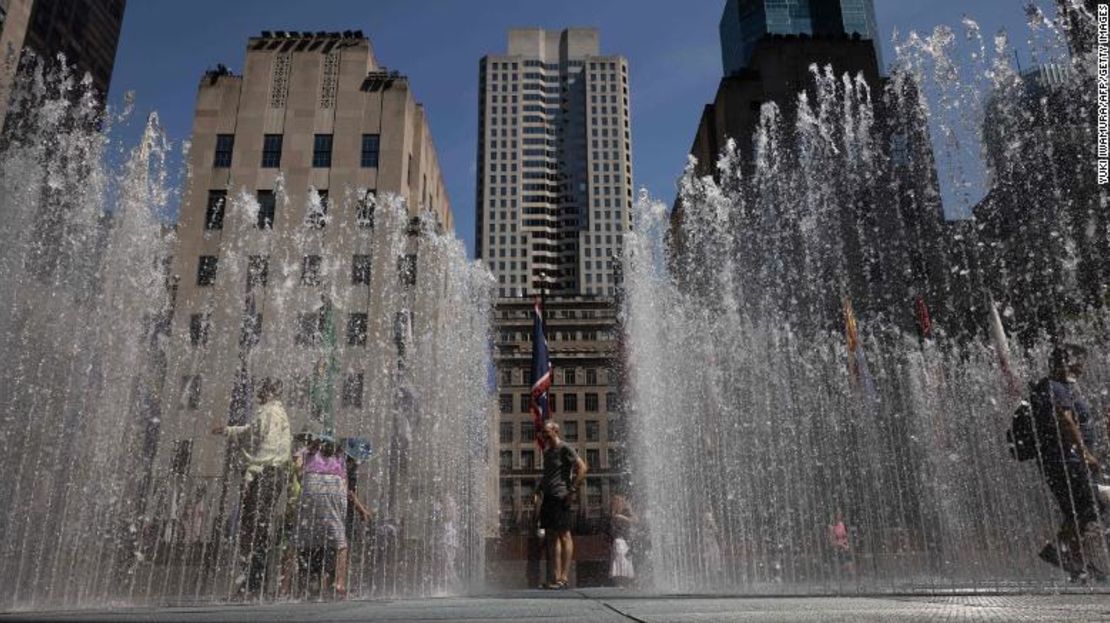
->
[843, 296, 879, 402]
[530, 297, 553, 449]
[914, 295, 932, 339]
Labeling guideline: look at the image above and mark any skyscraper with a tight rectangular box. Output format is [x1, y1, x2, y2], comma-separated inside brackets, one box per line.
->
[0, 0, 127, 127]
[476, 28, 633, 299]
[719, 0, 882, 76]
[674, 0, 952, 336]
[478, 29, 632, 586]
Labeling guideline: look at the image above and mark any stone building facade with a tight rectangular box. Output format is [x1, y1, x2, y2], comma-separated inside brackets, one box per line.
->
[160, 30, 452, 483]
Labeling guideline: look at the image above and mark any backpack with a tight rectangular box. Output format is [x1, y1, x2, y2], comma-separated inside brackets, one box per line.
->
[1007, 399, 1038, 461]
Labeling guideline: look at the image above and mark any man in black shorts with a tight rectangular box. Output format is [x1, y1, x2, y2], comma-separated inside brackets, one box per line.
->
[1032, 344, 1105, 582]
[532, 421, 588, 589]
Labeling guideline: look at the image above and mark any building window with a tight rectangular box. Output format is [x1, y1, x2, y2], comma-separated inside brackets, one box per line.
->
[196, 256, 218, 286]
[342, 372, 364, 408]
[398, 254, 417, 286]
[312, 134, 333, 167]
[521, 450, 535, 471]
[256, 190, 276, 229]
[499, 479, 513, 509]
[499, 450, 513, 470]
[357, 190, 376, 228]
[521, 421, 534, 443]
[205, 190, 226, 230]
[606, 392, 618, 412]
[499, 393, 513, 414]
[608, 447, 623, 471]
[563, 393, 578, 412]
[347, 313, 368, 346]
[500, 368, 513, 386]
[213, 134, 234, 168]
[182, 375, 202, 410]
[520, 394, 530, 413]
[188, 313, 210, 346]
[586, 448, 600, 470]
[170, 439, 193, 476]
[607, 418, 618, 441]
[499, 421, 513, 444]
[247, 255, 268, 289]
[585, 419, 599, 442]
[352, 254, 372, 285]
[585, 393, 599, 412]
[307, 190, 328, 229]
[361, 134, 380, 168]
[586, 478, 602, 507]
[563, 420, 578, 442]
[239, 312, 262, 350]
[301, 255, 322, 286]
[563, 368, 576, 384]
[261, 134, 283, 168]
[295, 312, 320, 346]
[585, 368, 598, 385]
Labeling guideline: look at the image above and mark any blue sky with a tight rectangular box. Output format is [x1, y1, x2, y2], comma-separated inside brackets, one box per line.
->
[106, 1, 1050, 257]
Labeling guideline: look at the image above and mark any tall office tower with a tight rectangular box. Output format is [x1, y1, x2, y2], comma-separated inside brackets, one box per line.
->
[161, 30, 451, 482]
[719, 0, 882, 77]
[673, 0, 952, 336]
[478, 29, 632, 587]
[0, 0, 127, 127]
[476, 28, 633, 298]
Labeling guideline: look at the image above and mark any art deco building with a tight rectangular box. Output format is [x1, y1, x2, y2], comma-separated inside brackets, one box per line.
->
[160, 30, 451, 483]
[0, 0, 126, 127]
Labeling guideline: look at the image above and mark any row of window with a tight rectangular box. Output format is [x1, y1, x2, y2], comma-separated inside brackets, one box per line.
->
[195, 253, 376, 287]
[499, 391, 618, 414]
[502, 367, 610, 386]
[212, 133, 380, 169]
[181, 372, 367, 410]
[498, 418, 619, 444]
[204, 189, 375, 231]
[187, 307, 376, 349]
[499, 447, 621, 472]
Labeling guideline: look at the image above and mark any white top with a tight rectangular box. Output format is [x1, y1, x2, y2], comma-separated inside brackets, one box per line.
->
[226, 400, 291, 483]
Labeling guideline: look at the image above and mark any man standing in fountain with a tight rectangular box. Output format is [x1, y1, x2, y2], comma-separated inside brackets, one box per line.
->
[533, 421, 588, 589]
[211, 378, 292, 597]
[1030, 345, 1106, 582]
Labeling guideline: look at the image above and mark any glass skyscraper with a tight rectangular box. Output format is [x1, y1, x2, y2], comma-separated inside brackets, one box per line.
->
[720, 0, 882, 75]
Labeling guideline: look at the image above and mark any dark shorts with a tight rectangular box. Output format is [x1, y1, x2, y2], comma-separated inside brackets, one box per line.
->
[540, 495, 572, 533]
[1043, 460, 1101, 529]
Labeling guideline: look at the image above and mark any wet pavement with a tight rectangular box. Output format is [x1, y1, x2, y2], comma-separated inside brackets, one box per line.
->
[4, 588, 1110, 622]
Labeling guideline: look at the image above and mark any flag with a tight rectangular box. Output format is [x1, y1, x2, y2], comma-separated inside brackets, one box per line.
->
[843, 296, 878, 402]
[987, 299, 1021, 398]
[914, 296, 932, 339]
[530, 297, 553, 449]
[310, 296, 339, 435]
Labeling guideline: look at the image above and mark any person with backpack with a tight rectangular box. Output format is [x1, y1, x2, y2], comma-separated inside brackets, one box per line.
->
[1027, 344, 1105, 582]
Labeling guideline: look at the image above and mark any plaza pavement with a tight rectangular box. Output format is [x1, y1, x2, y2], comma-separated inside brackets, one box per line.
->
[3, 588, 1110, 622]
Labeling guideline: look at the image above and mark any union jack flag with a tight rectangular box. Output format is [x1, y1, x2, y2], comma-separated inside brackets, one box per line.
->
[530, 297, 553, 448]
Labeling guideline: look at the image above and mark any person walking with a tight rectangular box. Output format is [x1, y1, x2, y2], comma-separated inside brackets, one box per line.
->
[295, 434, 351, 598]
[531, 421, 587, 589]
[211, 378, 291, 598]
[1031, 344, 1106, 582]
[828, 509, 854, 578]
